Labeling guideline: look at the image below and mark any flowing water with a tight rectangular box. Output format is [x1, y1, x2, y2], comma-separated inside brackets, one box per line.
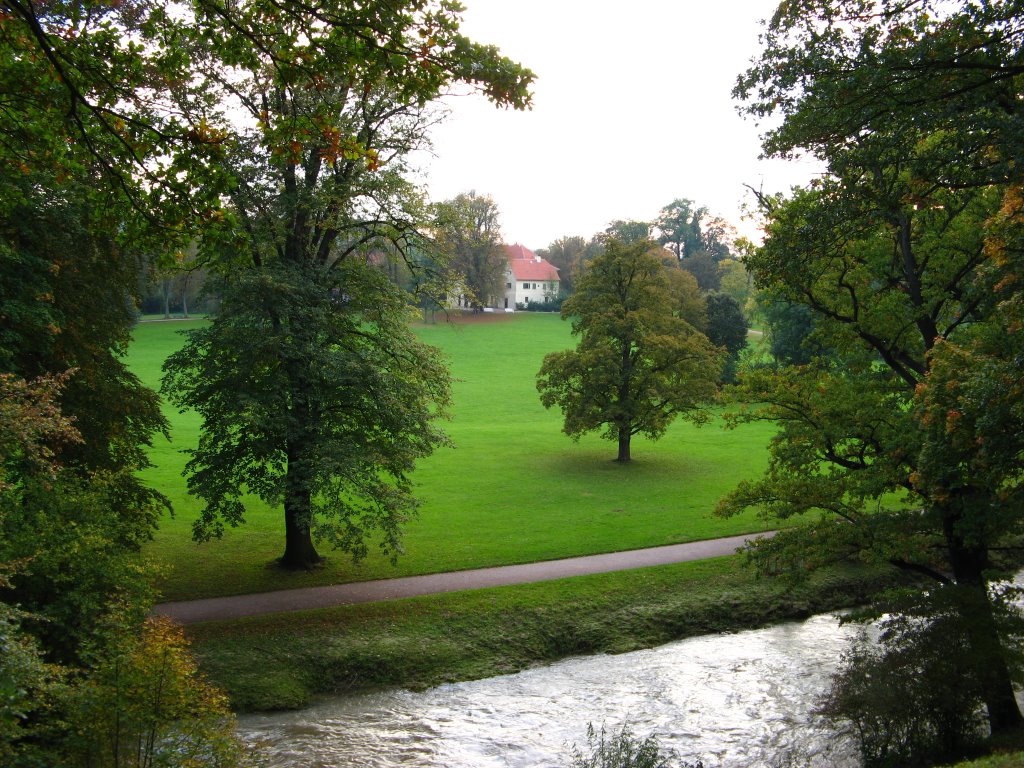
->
[237, 613, 864, 767]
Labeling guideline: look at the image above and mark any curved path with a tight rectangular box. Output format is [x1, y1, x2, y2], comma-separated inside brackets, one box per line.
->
[153, 532, 773, 625]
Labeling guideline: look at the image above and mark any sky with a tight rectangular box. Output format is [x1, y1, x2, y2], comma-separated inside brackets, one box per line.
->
[416, 0, 822, 251]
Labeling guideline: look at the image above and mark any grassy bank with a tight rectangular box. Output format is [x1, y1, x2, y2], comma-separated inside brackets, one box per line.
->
[186, 555, 908, 713]
[129, 314, 778, 602]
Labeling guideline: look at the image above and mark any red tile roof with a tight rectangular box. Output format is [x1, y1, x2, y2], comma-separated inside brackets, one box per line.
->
[504, 244, 560, 282]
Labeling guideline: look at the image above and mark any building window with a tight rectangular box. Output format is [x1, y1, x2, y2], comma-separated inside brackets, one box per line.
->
[506, 282, 511, 289]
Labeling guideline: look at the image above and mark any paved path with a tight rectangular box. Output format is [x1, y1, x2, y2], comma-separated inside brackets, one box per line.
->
[153, 532, 772, 625]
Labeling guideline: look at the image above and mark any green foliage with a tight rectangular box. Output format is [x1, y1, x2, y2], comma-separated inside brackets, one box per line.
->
[432, 191, 507, 308]
[0, 373, 159, 666]
[566, 723, 697, 768]
[156, 0, 531, 569]
[704, 293, 749, 383]
[756, 293, 828, 366]
[539, 235, 592, 294]
[680, 251, 721, 292]
[0, 375, 246, 767]
[0, 576, 58, 768]
[654, 199, 732, 262]
[728, 0, 1024, 737]
[517, 296, 564, 312]
[538, 238, 722, 462]
[133, 315, 777, 601]
[605, 220, 653, 244]
[163, 260, 451, 564]
[716, 257, 755, 315]
[0, 175, 169, 514]
[59, 616, 247, 768]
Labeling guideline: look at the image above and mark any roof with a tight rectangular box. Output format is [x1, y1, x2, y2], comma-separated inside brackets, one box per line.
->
[504, 244, 560, 282]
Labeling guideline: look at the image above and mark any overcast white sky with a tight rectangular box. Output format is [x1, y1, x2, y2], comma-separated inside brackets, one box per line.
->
[417, 0, 821, 251]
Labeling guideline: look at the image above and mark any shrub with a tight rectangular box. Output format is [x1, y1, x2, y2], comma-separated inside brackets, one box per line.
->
[566, 722, 702, 768]
[60, 616, 249, 768]
[516, 296, 564, 312]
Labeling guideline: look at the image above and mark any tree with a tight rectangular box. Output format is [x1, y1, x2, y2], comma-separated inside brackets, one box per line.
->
[163, 3, 532, 570]
[655, 199, 733, 261]
[723, 0, 1024, 737]
[0, 373, 247, 766]
[0, 174, 168, 489]
[704, 293, 749, 384]
[432, 191, 506, 309]
[655, 199, 705, 260]
[539, 235, 588, 294]
[717, 257, 755, 313]
[679, 250, 720, 292]
[605, 219, 652, 244]
[537, 238, 722, 462]
[756, 291, 828, 366]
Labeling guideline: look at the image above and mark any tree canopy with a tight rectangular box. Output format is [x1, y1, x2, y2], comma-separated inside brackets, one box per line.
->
[655, 198, 733, 261]
[431, 191, 507, 309]
[537, 238, 722, 462]
[723, 0, 1024, 736]
[161, 1, 532, 570]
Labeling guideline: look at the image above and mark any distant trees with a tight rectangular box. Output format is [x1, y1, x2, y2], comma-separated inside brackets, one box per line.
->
[704, 293, 749, 383]
[432, 191, 507, 309]
[538, 236, 587, 294]
[605, 219, 653, 244]
[537, 238, 722, 462]
[654, 199, 735, 291]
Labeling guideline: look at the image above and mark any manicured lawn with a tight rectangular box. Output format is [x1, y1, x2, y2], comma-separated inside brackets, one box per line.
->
[129, 313, 776, 602]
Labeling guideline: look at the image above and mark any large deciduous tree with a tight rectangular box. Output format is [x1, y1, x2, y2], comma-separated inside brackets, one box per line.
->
[655, 198, 733, 262]
[537, 238, 722, 462]
[162, 2, 532, 570]
[722, 0, 1024, 736]
[431, 190, 506, 309]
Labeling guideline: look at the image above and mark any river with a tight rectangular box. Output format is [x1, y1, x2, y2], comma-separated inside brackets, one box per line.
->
[237, 613, 864, 767]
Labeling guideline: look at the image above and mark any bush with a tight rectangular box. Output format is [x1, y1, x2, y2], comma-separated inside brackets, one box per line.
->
[566, 723, 702, 768]
[516, 296, 563, 312]
[60, 616, 248, 768]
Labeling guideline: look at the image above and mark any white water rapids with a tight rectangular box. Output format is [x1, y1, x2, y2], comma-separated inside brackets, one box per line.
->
[237, 613, 864, 767]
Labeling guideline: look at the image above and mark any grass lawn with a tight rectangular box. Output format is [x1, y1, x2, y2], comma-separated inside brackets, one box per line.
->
[129, 313, 777, 602]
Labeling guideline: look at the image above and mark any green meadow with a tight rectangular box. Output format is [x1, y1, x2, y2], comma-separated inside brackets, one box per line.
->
[129, 313, 776, 602]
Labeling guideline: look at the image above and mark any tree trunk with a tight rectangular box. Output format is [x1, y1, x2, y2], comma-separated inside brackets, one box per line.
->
[946, 522, 1024, 734]
[162, 279, 171, 319]
[280, 434, 322, 570]
[181, 274, 190, 318]
[280, 495, 321, 569]
[616, 432, 631, 462]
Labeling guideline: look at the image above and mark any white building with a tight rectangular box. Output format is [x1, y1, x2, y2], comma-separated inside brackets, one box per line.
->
[501, 244, 560, 310]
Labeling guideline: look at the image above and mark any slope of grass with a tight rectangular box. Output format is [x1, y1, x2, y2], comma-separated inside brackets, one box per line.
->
[186, 556, 904, 713]
[129, 313, 776, 601]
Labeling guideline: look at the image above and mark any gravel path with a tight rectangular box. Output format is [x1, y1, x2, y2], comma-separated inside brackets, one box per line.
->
[153, 532, 772, 625]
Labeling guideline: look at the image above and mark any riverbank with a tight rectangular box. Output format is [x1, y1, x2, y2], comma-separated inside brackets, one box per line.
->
[187, 555, 912, 713]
